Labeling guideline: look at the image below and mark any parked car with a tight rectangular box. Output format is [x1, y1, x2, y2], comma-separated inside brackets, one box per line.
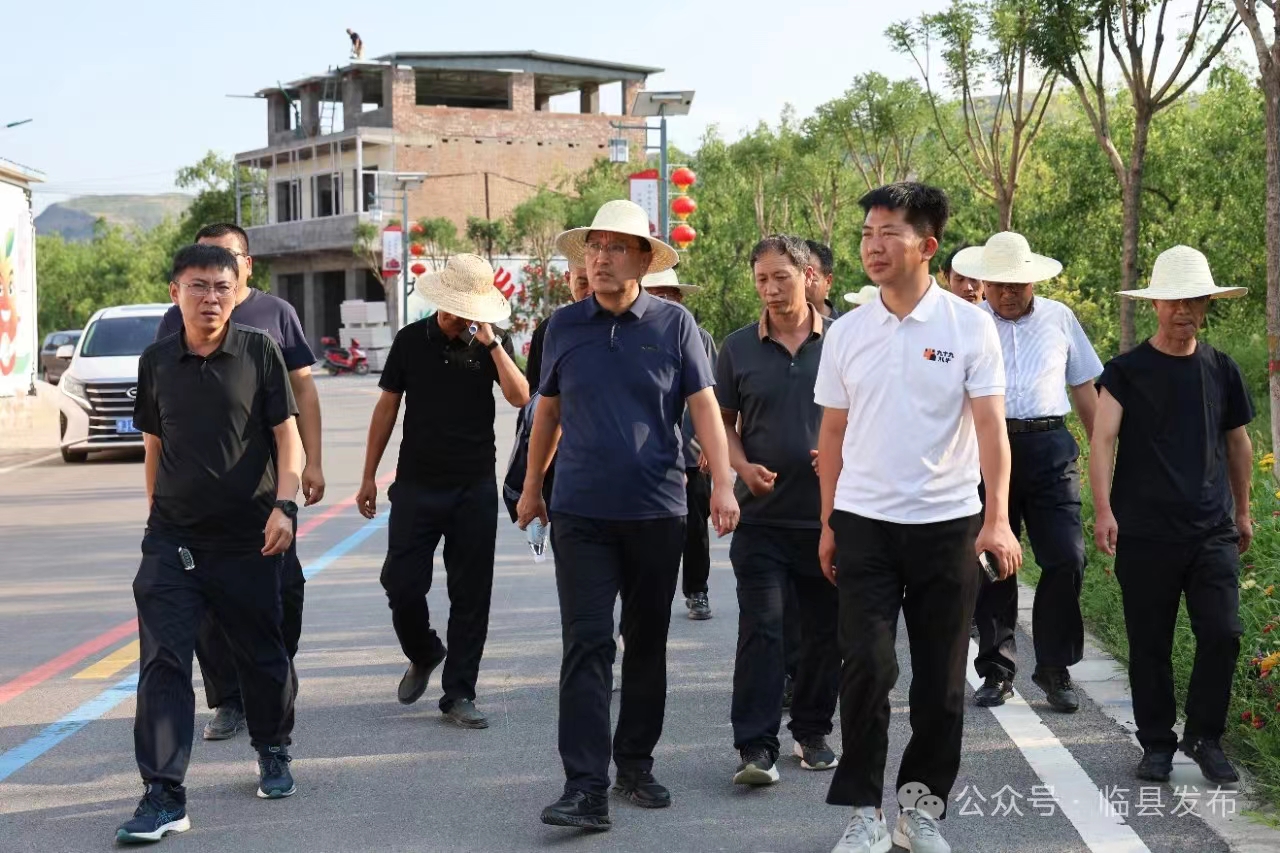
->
[40, 329, 81, 384]
[56, 304, 168, 463]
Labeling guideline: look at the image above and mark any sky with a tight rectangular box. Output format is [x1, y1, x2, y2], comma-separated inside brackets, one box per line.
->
[1, 0, 945, 213]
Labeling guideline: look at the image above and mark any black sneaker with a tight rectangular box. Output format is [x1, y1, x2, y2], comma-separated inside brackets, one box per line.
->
[397, 644, 447, 705]
[256, 745, 296, 799]
[116, 784, 190, 844]
[793, 735, 838, 770]
[1136, 747, 1175, 782]
[1032, 667, 1080, 713]
[975, 674, 1014, 707]
[733, 745, 780, 786]
[202, 702, 246, 740]
[1181, 736, 1239, 785]
[612, 769, 671, 808]
[540, 789, 611, 831]
[686, 592, 712, 620]
[442, 698, 489, 729]
[782, 673, 794, 710]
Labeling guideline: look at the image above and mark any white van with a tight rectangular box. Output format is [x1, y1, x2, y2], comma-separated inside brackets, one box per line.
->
[56, 303, 170, 462]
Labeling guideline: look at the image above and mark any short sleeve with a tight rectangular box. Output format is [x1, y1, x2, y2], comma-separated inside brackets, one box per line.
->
[714, 337, 740, 411]
[965, 313, 1005, 398]
[700, 327, 718, 371]
[379, 329, 409, 394]
[1064, 309, 1104, 387]
[133, 352, 162, 436]
[678, 312, 715, 400]
[813, 323, 850, 408]
[539, 315, 562, 398]
[154, 306, 181, 342]
[1222, 354, 1255, 430]
[276, 302, 317, 371]
[260, 337, 298, 428]
[1096, 358, 1127, 407]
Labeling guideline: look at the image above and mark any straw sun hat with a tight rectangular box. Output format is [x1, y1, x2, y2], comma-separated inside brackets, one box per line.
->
[555, 199, 679, 272]
[843, 285, 880, 306]
[951, 231, 1062, 284]
[414, 253, 512, 324]
[1118, 245, 1246, 300]
[641, 267, 700, 295]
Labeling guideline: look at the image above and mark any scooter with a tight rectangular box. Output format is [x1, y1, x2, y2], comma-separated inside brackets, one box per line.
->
[320, 336, 370, 376]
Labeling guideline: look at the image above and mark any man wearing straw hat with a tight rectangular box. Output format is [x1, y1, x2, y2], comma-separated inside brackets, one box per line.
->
[357, 253, 529, 731]
[952, 232, 1103, 714]
[641, 266, 718, 621]
[517, 199, 740, 831]
[1090, 245, 1253, 787]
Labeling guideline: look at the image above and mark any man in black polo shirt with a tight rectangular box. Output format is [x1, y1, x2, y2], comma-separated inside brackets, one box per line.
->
[156, 223, 323, 742]
[720, 236, 840, 787]
[117, 244, 301, 844]
[357, 253, 529, 731]
[806, 239, 841, 320]
[517, 200, 740, 831]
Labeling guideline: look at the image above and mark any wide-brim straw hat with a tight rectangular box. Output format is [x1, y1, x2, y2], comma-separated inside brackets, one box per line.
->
[414, 253, 512, 324]
[843, 284, 880, 306]
[555, 199, 679, 273]
[952, 231, 1062, 284]
[1118, 245, 1247, 300]
[641, 267, 699, 295]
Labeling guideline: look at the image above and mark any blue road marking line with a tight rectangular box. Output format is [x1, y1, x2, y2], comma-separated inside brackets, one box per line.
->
[0, 512, 388, 783]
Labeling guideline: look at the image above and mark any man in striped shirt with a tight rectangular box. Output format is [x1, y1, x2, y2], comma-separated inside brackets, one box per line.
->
[953, 232, 1103, 713]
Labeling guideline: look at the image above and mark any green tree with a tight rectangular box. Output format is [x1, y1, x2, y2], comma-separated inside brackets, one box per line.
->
[412, 216, 460, 271]
[510, 188, 569, 270]
[172, 151, 270, 287]
[811, 73, 931, 194]
[465, 216, 514, 263]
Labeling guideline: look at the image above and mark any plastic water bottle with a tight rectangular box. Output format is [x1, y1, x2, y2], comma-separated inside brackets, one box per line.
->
[527, 518, 548, 563]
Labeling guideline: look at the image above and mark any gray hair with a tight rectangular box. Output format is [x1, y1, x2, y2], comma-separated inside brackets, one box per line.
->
[749, 235, 811, 272]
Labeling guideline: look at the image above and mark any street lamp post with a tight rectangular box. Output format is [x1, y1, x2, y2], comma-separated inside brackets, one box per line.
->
[393, 174, 427, 329]
[611, 90, 695, 243]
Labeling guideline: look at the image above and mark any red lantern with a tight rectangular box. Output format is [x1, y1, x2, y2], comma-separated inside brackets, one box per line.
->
[671, 195, 697, 221]
[409, 242, 425, 257]
[409, 221, 425, 235]
[670, 167, 697, 192]
[409, 262, 427, 276]
[670, 223, 697, 249]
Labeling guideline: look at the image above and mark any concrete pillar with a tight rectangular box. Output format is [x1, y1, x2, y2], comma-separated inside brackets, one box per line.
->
[299, 86, 321, 137]
[343, 71, 364, 129]
[622, 79, 644, 115]
[302, 271, 321, 352]
[508, 72, 535, 112]
[267, 93, 288, 139]
[344, 267, 361, 300]
[384, 66, 416, 121]
[535, 93, 551, 112]
[580, 83, 600, 114]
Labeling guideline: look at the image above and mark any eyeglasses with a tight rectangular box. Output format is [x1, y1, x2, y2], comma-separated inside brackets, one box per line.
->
[182, 282, 237, 300]
[584, 241, 636, 258]
[227, 250, 250, 259]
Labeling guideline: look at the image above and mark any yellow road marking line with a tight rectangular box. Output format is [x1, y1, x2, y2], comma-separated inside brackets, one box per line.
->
[72, 640, 140, 680]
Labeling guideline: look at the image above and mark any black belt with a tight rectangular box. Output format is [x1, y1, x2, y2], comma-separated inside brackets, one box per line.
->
[1006, 416, 1065, 434]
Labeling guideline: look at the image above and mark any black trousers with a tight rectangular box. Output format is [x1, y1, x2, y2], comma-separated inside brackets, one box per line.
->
[681, 468, 712, 598]
[551, 512, 685, 796]
[730, 524, 839, 755]
[1115, 523, 1242, 751]
[784, 578, 802, 679]
[826, 511, 981, 814]
[380, 478, 497, 712]
[974, 428, 1085, 681]
[133, 534, 294, 787]
[196, 536, 304, 710]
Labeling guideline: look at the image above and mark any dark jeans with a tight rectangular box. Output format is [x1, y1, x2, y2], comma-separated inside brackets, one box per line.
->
[784, 578, 801, 679]
[974, 428, 1086, 680]
[826, 511, 981, 814]
[133, 534, 294, 787]
[730, 524, 839, 755]
[1115, 523, 1242, 751]
[380, 478, 497, 712]
[196, 535, 304, 710]
[551, 512, 685, 796]
[682, 468, 712, 598]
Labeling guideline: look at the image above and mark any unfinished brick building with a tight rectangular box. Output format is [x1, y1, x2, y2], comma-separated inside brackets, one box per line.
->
[234, 51, 658, 346]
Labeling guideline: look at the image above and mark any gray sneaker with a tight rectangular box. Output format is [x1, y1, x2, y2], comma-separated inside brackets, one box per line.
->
[443, 698, 489, 729]
[893, 808, 950, 853]
[831, 809, 891, 853]
[202, 704, 245, 740]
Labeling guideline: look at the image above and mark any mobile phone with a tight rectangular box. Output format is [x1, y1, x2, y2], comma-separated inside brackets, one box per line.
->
[979, 550, 1000, 582]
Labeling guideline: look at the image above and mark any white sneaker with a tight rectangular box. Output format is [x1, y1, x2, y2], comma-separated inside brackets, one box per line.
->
[831, 809, 892, 853]
[894, 808, 951, 853]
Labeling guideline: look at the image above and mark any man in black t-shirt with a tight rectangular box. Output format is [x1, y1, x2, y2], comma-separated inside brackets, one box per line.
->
[357, 254, 528, 730]
[117, 245, 301, 844]
[1090, 245, 1253, 788]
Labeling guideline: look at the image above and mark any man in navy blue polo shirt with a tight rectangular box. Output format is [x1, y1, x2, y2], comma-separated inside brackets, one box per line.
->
[517, 200, 740, 832]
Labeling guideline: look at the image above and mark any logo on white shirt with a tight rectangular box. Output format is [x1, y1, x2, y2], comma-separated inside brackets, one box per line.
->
[923, 347, 955, 364]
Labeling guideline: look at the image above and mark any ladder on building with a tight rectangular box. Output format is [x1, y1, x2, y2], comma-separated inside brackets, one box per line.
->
[319, 66, 339, 136]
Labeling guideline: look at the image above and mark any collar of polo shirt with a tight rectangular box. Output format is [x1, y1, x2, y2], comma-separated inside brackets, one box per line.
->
[588, 287, 652, 319]
[868, 278, 944, 326]
[758, 302, 825, 341]
[179, 321, 240, 360]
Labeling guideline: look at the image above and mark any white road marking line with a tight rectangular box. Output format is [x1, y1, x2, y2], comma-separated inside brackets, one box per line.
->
[967, 640, 1152, 853]
[0, 450, 62, 475]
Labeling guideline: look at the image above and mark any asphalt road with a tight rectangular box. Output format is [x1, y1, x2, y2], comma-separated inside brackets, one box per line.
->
[0, 375, 1253, 852]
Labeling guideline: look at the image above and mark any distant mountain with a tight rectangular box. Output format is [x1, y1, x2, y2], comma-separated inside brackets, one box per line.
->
[35, 193, 192, 242]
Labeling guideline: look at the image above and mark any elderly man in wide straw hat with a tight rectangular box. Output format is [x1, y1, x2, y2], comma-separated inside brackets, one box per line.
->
[952, 232, 1104, 716]
[1090, 245, 1254, 787]
[517, 199, 740, 831]
[357, 253, 529, 731]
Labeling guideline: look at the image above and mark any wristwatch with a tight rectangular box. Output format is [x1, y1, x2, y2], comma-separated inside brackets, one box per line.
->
[486, 338, 500, 351]
[274, 499, 299, 518]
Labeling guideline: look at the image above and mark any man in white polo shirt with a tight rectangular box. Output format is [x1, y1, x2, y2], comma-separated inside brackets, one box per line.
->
[815, 182, 1021, 853]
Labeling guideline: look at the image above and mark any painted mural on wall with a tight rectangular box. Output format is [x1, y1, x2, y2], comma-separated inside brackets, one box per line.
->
[0, 182, 36, 397]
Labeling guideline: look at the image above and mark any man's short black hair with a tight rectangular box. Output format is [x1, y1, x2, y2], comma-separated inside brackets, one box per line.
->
[750, 235, 811, 271]
[858, 182, 950, 242]
[195, 222, 250, 254]
[170, 244, 240, 282]
[805, 240, 834, 277]
[942, 244, 970, 275]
